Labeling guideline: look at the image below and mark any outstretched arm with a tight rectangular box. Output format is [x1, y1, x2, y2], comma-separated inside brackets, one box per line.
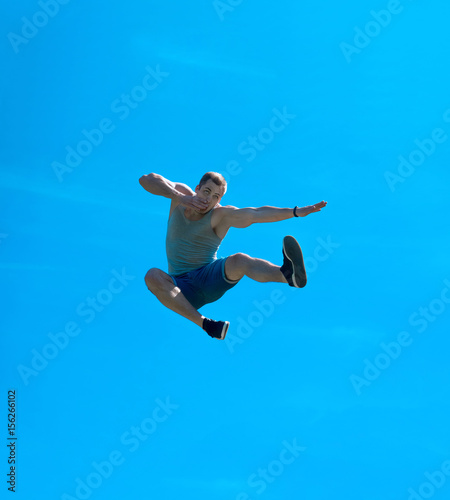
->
[219, 201, 327, 228]
[294, 201, 328, 217]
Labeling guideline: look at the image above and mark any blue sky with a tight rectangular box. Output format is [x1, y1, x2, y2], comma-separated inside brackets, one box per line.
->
[2, 1, 450, 499]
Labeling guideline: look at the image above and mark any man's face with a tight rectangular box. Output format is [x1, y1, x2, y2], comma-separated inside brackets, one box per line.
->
[194, 179, 224, 213]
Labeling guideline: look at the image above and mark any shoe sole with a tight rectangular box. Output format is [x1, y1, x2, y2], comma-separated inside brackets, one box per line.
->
[283, 236, 307, 288]
[219, 321, 230, 340]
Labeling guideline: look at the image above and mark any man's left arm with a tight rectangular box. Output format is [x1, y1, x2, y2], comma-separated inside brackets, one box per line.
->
[220, 201, 327, 228]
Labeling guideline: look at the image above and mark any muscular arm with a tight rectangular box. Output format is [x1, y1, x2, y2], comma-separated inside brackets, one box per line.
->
[219, 202, 327, 229]
[139, 172, 193, 201]
[138, 173, 209, 211]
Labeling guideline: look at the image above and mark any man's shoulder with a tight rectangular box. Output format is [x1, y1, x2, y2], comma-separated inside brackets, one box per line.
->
[212, 204, 239, 220]
[211, 205, 242, 234]
[173, 182, 195, 195]
[214, 204, 238, 213]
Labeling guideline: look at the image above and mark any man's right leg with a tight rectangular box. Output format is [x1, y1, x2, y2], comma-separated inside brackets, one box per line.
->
[145, 268, 204, 327]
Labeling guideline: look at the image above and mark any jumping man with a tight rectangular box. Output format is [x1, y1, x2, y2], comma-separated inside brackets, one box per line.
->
[139, 172, 327, 340]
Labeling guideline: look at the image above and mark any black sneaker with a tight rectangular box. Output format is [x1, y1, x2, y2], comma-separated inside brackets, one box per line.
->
[280, 235, 307, 288]
[203, 318, 230, 340]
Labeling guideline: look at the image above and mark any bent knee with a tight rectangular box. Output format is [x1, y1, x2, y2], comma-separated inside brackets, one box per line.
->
[228, 253, 251, 269]
[145, 268, 169, 289]
[226, 253, 251, 280]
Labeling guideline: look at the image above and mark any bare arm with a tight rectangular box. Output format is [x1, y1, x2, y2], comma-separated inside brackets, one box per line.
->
[139, 173, 191, 200]
[219, 201, 327, 229]
[139, 173, 208, 211]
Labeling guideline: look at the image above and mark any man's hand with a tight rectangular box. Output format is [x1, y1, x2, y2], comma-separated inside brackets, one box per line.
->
[296, 201, 327, 217]
[179, 194, 209, 211]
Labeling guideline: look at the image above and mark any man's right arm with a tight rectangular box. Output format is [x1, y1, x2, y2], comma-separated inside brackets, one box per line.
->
[139, 173, 192, 200]
[138, 173, 208, 211]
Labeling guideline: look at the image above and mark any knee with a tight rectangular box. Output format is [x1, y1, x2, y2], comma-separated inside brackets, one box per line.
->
[144, 268, 166, 291]
[228, 253, 251, 270]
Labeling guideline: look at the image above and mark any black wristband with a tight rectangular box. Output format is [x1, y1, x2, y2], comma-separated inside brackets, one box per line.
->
[293, 206, 299, 217]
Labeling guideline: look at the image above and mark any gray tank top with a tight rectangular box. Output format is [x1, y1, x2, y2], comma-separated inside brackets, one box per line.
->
[166, 204, 223, 276]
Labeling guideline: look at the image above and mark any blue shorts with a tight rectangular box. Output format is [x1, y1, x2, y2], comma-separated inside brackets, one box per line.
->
[169, 257, 240, 310]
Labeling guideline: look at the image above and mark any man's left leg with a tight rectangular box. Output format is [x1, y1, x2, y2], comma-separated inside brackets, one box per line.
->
[225, 253, 288, 283]
[225, 236, 307, 288]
